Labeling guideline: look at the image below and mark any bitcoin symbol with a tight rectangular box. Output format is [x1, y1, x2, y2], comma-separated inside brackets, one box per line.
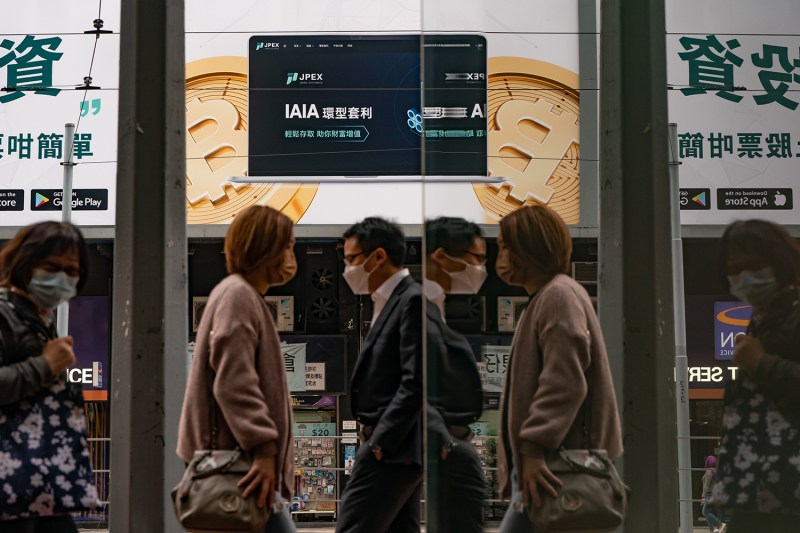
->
[186, 98, 248, 205]
[475, 57, 582, 224]
[488, 98, 578, 204]
[184, 57, 318, 224]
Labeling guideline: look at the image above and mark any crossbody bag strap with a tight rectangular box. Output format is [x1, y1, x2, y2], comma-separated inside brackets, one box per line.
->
[566, 282, 595, 450]
[206, 369, 219, 451]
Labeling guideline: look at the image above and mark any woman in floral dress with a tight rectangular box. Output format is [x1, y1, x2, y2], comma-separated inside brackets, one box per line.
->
[714, 219, 800, 531]
[0, 221, 97, 532]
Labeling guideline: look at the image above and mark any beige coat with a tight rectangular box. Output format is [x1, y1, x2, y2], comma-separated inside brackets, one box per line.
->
[177, 274, 294, 498]
[498, 274, 623, 496]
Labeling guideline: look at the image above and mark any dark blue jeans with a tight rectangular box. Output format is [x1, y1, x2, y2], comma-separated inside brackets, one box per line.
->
[266, 491, 296, 533]
[702, 492, 722, 530]
[498, 466, 534, 533]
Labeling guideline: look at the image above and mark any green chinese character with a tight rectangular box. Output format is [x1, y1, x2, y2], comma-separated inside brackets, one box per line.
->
[679, 35, 744, 102]
[73, 133, 93, 159]
[708, 133, 734, 158]
[751, 45, 800, 110]
[37, 132, 63, 159]
[0, 35, 63, 104]
[737, 133, 763, 158]
[8, 133, 33, 159]
[678, 132, 704, 158]
[765, 133, 792, 158]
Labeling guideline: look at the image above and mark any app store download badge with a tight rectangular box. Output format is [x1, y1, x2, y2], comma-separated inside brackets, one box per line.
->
[31, 189, 108, 211]
[0, 190, 24, 211]
[679, 188, 711, 210]
[717, 188, 793, 210]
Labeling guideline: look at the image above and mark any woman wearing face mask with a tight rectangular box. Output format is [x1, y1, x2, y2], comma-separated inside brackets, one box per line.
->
[712, 219, 800, 532]
[494, 205, 623, 533]
[177, 205, 298, 533]
[424, 217, 486, 533]
[0, 221, 98, 532]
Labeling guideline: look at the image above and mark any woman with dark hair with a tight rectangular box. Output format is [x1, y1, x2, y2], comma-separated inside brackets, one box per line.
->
[701, 456, 725, 533]
[495, 205, 623, 532]
[713, 219, 800, 531]
[0, 221, 97, 532]
[177, 205, 298, 532]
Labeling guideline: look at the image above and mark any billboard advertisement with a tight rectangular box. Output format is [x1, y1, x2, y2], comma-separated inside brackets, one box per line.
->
[0, 2, 121, 227]
[1, 0, 583, 226]
[667, 0, 800, 224]
[247, 34, 487, 178]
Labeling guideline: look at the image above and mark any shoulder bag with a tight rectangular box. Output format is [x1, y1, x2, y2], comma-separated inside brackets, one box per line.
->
[525, 284, 630, 531]
[172, 375, 270, 532]
[528, 447, 629, 532]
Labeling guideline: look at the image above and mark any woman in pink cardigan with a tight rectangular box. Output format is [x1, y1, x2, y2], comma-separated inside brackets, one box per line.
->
[496, 205, 623, 532]
[177, 205, 298, 532]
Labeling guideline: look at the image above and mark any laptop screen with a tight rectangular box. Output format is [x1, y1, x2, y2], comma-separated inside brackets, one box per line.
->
[248, 34, 487, 177]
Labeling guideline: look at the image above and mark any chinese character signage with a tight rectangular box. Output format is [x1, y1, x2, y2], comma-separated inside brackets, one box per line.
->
[4, 1, 588, 226]
[305, 362, 326, 391]
[1, 4, 120, 227]
[281, 343, 307, 392]
[479, 345, 510, 393]
[247, 34, 487, 179]
[668, 0, 800, 224]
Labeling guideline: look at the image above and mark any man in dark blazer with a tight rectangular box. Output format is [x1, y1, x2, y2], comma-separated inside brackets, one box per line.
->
[336, 217, 423, 533]
[424, 217, 486, 533]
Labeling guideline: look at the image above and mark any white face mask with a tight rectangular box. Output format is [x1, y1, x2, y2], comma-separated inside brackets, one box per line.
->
[442, 253, 487, 294]
[342, 252, 378, 295]
[727, 267, 779, 308]
[26, 268, 78, 310]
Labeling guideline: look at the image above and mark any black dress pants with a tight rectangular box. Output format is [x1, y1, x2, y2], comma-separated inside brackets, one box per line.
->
[335, 445, 423, 533]
[0, 516, 78, 533]
[438, 437, 485, 533]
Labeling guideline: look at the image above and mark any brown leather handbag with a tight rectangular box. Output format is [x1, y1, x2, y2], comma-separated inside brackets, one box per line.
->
[172, 373, 270, 533]
[172, 448, 269, 532]
[528, 447, 628, 532]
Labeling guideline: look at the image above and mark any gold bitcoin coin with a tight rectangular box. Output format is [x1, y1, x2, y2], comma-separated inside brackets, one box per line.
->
[185, 57, 318, 224]
[475, 57, 581, 224]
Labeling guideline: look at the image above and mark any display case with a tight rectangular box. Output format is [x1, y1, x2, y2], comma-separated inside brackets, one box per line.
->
[291, 405, 339, 516]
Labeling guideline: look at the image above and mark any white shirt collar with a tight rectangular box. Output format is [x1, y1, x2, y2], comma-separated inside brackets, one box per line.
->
[423, 280, 446, 320]
[371, 268, 410, 322]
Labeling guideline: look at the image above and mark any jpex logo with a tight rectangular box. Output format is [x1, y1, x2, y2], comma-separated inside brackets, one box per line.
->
[286, 72, 323, 85]
[445, 72, 485, 81]
[255, 42, 280, 51]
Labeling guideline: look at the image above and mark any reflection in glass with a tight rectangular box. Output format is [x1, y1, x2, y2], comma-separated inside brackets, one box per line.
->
[425, 217, 487, 533]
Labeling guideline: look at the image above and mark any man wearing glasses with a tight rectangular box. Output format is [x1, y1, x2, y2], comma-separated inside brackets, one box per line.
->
[336, 217, 423, 533]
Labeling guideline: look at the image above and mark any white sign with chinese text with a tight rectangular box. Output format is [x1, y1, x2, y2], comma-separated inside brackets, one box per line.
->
[479, 345, 510, 393]
[305, 362, 326, 391]
[667, 0, 800, 224]
[281, 343, 307, 392]
[0, 2, 121, 226]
